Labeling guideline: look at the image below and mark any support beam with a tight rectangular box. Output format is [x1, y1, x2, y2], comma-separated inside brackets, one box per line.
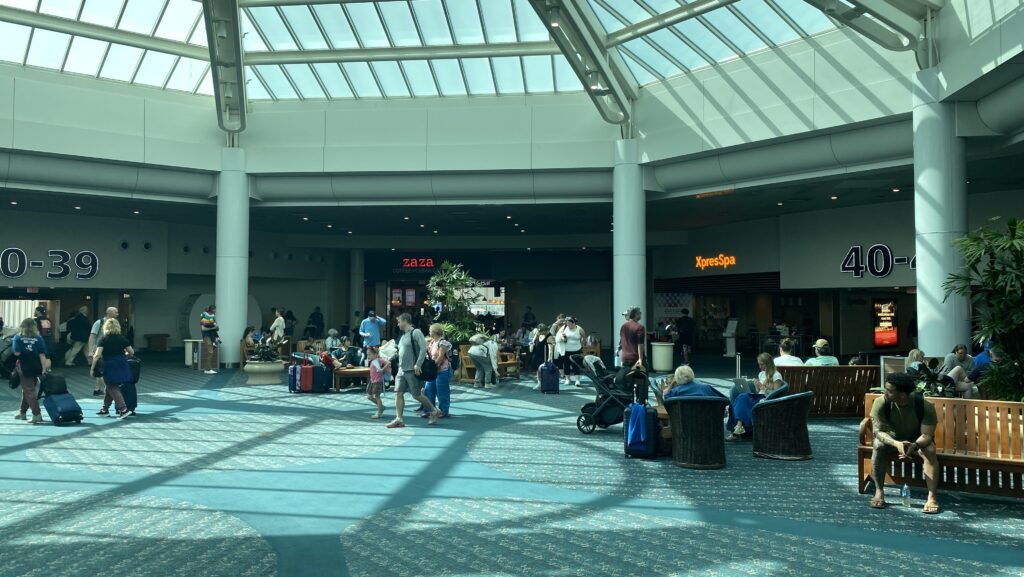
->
[612, 139, 645, 346]
[201, 0, 247, 133]
[239, 0, 405, 6]
[214, 147, 250, 367]
[245, 42, 563, 65]
[605, 0, 740, 47]
[0, 5, 206, 60]
[802, 0, 910, 52]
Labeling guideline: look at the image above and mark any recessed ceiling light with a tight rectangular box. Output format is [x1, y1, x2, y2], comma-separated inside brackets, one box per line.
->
[133, 210, 140, 214]
[506, 215, 512, 219]
[73, 206, 81, 210]
[433, 230, 438, 234]
[347, 230, 353, 235]
[327, 224, 333, 228]
[891, 187, 900, 193]
[582, 247, 587, 250]
[302, 217, 309, 221]
[420, 224, 425, 228]
[403, 216, 410, 220]
[520, 229, 526, 233]
[390, 248, 396, 251]
[527, 248, 531, 251]
[9, 201, 16, 206]
[830, 196, 838, 200]
[777, 202, 784, 206]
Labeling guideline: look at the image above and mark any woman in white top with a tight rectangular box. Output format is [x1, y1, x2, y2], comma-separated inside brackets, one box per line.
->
[556, 317, 586, 386]
[728, 352, 784, 440]
[269, 309, 286, 341]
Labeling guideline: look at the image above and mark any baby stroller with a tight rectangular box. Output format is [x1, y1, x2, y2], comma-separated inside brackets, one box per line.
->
[572, 354, 637, 434]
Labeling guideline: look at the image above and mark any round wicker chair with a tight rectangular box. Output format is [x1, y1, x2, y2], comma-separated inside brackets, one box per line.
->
[664, 396, 731, 469]
[751, 391, 814, 460]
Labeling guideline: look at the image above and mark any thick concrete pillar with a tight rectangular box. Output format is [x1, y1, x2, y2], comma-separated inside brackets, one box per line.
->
[215, 147, 249, 366]
[612, 139, 645, 341]
[349, 249, 365, 325]
[913, 69, 970, 354]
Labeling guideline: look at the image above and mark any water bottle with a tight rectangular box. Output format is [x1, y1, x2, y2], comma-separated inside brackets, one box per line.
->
[901, 483, 911, 507]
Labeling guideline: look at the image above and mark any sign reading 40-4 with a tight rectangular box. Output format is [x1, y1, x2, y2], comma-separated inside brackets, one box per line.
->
[1, 248, 99, 280]
[840, 244, 915, 279]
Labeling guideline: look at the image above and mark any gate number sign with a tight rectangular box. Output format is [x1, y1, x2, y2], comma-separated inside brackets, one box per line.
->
[840, 244, 914, 279]
[1, 248, 99, 280]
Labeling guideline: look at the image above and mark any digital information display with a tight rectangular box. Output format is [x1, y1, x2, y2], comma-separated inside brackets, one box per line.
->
[873, 299, 898, 348]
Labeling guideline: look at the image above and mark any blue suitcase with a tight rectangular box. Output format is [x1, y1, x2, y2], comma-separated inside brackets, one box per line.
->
[311, 365, 332, 394]
[43, 392, 83, 426]
[623, 403, 659, 459]
[539, 361, 560, 394]
[288, 364, 301, 393]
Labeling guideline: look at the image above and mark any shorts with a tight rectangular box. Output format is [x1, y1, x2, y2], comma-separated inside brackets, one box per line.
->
[366, 380, 383, 398]
[395, 372, 424, 397]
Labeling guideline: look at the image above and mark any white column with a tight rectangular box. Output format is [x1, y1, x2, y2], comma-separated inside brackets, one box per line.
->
[215, 147, 249, 366]
[349, 249, 365, 328]
[612, 139, 645, 340]
[913, 69, 970, 355]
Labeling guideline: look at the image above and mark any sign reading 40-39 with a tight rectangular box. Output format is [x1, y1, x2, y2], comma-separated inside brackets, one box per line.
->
[1, 247, 99, 280]
[840, 244, 915, 279]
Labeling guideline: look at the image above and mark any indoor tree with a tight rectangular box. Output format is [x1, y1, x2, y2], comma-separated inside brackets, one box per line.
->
[427, 261, 484, 343]
[943, 217, 1024, 401]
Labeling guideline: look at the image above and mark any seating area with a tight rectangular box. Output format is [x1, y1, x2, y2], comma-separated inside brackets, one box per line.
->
[778, 365, 880, 416]
[859, 393, 1024, 498]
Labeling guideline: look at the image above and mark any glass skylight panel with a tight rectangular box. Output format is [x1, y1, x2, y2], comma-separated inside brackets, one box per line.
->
[460, 58, 495, 95]
[154, 0, 201, 43]
[311, 5, 360, 49]
[341, 62, 382, 98]
[445, 0, 485, 44]
[702, 9, 766, 54]
[587, 0, 627, 33]
[410, 0, 452, 46]
[312, 63, 353, 98]
[648, 28, 709, 69]
[239, 11, 268, 51]
[25, 29, 70, 70]
[553, 54, 582, 91]
[734, 0, 799, 45]
[79, 0, 122, 28]
[280, 5, 329, 50]
[479, 0, 517, 43]
[118, 0, 163, 35]
[99, 43, 142, 81]
[371, 61, 410, 97]
[491, 56, 523, 94]
[674, 20, 736, 62]
[344, 3, 389, 48]
[0, 22, 31, 64]
[248, 7, 298, 51]
[771, 0, 834, 35]
[189, 16, 208, 46]
[430, 58, 466, 96]
[244, 67, 271, 99]
[401, 60, 438, 97]
[196, 68, 214, 95]
[255, 64, 298, 98]
[0, 0, 40, 11]
[619, 50, 660, 84]
[522, 55, 553, 93]
[165, 56, 206, 92]
[133, 50, 176, 86]
[39, 0, 83, 20]
[513, 0, 549, 41]
[62, 36, 108, 75]
[283, 63, 325, 99]
[622, 38, 680, 76]
[596, 0, 650, 25]
[378, 2, 421, 47]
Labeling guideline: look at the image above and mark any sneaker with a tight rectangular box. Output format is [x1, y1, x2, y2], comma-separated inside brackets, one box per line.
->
[92, 389, 103, 396]
[726, 433, 743, 442]
[96, 408, 110, 417]
[438, 412, 451, 419]
[428, 410, 440, 425]
[385, 419, 405, 429]
[371, 411, 383, 420]
[29, 414, 43, 424]
[116, 409, 130, 419]
[473, 384, 484, 389]
[419, 411, 430, 418]
[129, 410, 137, 417]
[734, 422, 747, 436]
[484, 384, 497, 389]
[204, 370, 218, 375]
[14, 413, 26, 421]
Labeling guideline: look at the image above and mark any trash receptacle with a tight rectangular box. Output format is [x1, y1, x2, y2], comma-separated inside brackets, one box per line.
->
[651, 342, 674, 373]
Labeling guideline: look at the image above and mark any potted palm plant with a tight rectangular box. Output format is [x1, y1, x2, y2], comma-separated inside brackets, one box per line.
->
[243, 337, 285, 385]
[427, 261, 485, 380]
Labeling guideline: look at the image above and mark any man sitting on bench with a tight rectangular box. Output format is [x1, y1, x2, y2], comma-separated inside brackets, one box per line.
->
[868, 372, 940, 514]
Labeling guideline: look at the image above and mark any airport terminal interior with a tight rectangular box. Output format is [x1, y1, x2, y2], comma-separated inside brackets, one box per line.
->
[1, 0, 1024, 576]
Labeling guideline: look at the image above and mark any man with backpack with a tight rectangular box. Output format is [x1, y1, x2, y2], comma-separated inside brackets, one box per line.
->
[868, 372, 940, 514]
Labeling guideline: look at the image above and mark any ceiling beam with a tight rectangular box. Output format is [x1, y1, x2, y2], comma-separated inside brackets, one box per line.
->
[238, 0, 405, 6]
[605, 0, 740, 47]
[201, 0, 247, 133]
[245, 41, 563, 65]
[0, 4, 206, 60]
[802, 0, 911, 52]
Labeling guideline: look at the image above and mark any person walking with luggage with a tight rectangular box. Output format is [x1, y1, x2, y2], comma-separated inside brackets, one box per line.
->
[556, 317, 586, 387]
[63, 306, 91, 367]
[423, 323, 453, 419]
[91, 319, 134, 419]
[386, 313, 440, 429]
[366, 347, 389, 419]
[88, 307, 118, 396]
[12, 318, 49, 424]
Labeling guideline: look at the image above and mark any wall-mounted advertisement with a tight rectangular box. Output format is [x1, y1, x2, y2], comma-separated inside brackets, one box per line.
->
[873, 299, 898, 348]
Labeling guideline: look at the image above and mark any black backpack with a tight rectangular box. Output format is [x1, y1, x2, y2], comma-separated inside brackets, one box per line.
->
[18, 350, 43, 378]
[883, 392, 925, 423]
[37, 373, 68, 399]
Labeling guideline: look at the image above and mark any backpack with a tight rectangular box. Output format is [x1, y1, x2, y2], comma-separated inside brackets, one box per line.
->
[883, 392, 925, 423]
[449, 348, 460, 372]
[18, 346, 43, 378]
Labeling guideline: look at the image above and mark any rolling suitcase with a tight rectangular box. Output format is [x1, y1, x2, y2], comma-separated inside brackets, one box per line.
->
[120, 382, 138, 413]
[128, 356, 141, 385]
[287, 364, 301, 393]
[539, 360, 560, 394]
[311, 365, 332, 394]
[42, 392, 83, 426]
[299, 365, 314, 393]
[623, 403, 659, 459]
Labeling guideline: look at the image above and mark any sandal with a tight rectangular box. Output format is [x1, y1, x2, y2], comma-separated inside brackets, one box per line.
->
[922, 500, 940, 515]
[870, 496, 887, 509]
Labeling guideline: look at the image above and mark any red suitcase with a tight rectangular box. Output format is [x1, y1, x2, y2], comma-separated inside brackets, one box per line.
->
[299, 365, 313, 392]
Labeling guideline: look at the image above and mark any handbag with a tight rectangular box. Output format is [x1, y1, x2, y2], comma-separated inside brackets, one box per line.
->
[412, 332, 438, 381]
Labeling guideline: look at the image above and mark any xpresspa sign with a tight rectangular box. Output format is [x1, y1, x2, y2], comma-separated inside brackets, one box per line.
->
[694, 253, 738, 271]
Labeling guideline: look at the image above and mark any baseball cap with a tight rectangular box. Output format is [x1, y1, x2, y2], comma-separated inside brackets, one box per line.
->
[813, 338, 829, 349]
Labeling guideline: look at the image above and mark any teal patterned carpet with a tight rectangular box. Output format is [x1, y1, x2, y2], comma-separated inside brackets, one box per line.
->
[1, 364, 1022, 577]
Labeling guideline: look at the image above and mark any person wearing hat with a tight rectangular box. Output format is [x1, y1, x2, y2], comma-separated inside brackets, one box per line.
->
[805, 338, 839, 366]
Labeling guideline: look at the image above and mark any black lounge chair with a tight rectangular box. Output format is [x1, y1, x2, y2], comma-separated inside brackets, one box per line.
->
[664, 396, 731, 469]
[751, 391, 814, 460]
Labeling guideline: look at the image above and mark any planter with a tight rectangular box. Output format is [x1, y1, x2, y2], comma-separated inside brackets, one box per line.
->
[243, 360, 284, 385]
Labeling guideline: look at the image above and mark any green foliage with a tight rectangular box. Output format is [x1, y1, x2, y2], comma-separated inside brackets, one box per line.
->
[943, 218, 1024, 401]
[427, 261, 484, 344]
[248, 339, 282, 363]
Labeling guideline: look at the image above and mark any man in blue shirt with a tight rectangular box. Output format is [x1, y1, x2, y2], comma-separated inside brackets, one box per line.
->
[359, 310, 387, 348]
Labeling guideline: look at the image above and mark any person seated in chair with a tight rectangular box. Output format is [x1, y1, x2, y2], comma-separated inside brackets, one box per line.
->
[662, 365, 724, 400]
[804, 338, 839, 366]
[939, 344, 973, 376]
[868, 372, 940, 513]
[774, 337, 804, 366]
[727, 353, 783, 441]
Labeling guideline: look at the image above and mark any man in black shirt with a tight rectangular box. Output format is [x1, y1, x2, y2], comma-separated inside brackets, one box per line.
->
[64, 306, 91, 367]
[674, 308, 696, 365]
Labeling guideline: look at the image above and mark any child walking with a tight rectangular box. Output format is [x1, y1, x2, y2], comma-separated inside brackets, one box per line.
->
[367, 347, 389, 419]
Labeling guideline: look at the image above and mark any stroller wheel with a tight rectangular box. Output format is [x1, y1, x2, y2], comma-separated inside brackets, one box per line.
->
[577, 414, 596, 434]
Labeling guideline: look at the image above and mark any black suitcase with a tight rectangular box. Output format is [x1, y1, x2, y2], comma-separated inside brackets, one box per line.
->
[127, 356, 141, 385]
[37, 373, 69, 398]
[311, 365, 332, 394]
[42, 392, 83, 425]
[120, 382, 138, 412]
[539, 361, 560, 394]
[623, 403, 659, 459]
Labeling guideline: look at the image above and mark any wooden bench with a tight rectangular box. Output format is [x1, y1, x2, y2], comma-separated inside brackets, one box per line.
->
[497, 351, 520, 379]
[858, 393, 1024, 497]
[333, 367, 370, 391]
[778, 365, 880, 417]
